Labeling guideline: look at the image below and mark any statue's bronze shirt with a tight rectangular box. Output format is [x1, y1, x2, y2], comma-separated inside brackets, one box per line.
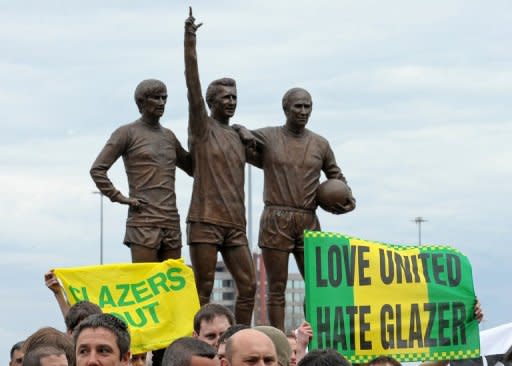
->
[251, 126, 345, 210]
[91, 120, 190, 228]
[187, 119, 246, 230]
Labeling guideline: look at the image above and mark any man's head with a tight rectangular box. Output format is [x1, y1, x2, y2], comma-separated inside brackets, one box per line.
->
[217, 324, 250, 361]
[129, 353, 147, 366]
[10, 341, 24, 366]
[297, 350, 350, 366]
[193, 304, 235, 347]
[74, 314, 130, 366]
[23, 328, 74, 366]
[253, 327, 291, 366]
[65, 301, 102, 335]
[282, 88, 312, 129]
[367, 356, 402, 366]
[23, 347, 68, 366]
[285, 334, 296, 366]
[221, 329, 277, 366]
[161, 337, 216, 366]
[134, 79, 168, 117]
[205, 78, 237, 122]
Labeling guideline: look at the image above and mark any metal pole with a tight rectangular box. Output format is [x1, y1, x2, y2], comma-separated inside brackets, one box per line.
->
[418, 219, 422, 246]
[93, 191, 104, 264]
[413, 216, 427, 246]
[248, 165, 253, 250]
[100, 193, 104, 264]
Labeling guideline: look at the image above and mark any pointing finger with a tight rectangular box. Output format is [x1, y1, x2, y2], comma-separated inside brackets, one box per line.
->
[189, 6, 192, 17]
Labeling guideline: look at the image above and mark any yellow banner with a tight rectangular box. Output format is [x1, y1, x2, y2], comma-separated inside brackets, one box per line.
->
[55, 259, 199, 354]
[350, 238, 430, 357]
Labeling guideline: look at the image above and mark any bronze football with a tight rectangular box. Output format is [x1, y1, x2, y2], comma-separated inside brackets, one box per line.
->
[316, 179, 351, 212]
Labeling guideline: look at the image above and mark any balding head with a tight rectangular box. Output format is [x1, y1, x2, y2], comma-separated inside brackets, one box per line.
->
[222, 329, 277, 366]
[281, 88, 312, 113]
[253, 326, 291, 366]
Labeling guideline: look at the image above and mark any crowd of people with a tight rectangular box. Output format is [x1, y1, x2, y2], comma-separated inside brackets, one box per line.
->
[8, 298, 408, 366]
[9, 281, 486, 366]
[8, 264, 487, 366]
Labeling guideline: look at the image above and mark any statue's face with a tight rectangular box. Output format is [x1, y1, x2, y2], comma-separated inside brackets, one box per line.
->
[285, 90, 312, 128]
[142, 90, 167, 118]
[212, 86, 237, 119]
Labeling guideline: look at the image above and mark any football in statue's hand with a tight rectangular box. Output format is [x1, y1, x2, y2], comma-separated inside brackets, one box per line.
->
[316, 179, 353, 214]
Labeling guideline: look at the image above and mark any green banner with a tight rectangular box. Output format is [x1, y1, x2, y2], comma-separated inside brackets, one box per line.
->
[304, 231, 480, 363]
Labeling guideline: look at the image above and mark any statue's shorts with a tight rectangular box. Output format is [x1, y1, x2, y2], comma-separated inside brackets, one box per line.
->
[258, 205, 320, 253]
[187, 222, 248, 247]
[123, 226, 182, 249]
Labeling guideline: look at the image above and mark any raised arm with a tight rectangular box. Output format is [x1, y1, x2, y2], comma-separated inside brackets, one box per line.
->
[45, 269, 70, 318]
[295, 321, 313, 363]
[184, 7, 208, 137]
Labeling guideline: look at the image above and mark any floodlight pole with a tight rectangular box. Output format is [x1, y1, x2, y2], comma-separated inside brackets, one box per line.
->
[248, 165, 253, 251]
[413, 216, 427, 246]
[92, 191, 104, 264]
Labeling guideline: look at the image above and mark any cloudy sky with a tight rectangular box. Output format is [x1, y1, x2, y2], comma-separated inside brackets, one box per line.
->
[1, 0, 511, 361]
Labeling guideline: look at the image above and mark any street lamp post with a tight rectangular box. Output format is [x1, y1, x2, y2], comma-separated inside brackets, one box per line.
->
[92, 191, 104, 264]
[412, 216, 427, 246]
[248, 165, 252, 250]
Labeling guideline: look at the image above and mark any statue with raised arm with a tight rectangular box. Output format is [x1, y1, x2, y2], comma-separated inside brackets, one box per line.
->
[234, 87, 356, 330]
[184, 7, 256, 325]
[90, 79, 192, 263]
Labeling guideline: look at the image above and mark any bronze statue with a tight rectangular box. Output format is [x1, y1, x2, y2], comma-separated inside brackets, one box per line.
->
[234, 87, 356, 330]
[90, 79, 192, 263]
[184, 8, 256, 325]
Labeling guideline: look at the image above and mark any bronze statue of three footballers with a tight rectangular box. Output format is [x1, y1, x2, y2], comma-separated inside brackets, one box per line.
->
[90, 7, 355, 330]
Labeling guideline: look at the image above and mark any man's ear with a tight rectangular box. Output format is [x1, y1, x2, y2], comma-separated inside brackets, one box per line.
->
[220, 358, 230, 366]
[192, 330, 199, 338]
[120, 351, 131, 366]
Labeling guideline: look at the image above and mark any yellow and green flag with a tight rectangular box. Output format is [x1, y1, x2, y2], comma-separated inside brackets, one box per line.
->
[304, 231, 480, 363]
[55, 259, 199, 354]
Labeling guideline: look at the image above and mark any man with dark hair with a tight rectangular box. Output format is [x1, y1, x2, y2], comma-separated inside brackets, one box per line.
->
[10, 341, 25, 366]
[90, 79, 192, 263]
[65, 301, 102, 335]
[129, 354, 147, 366]
[74, 314, 130, 366]
[234, 87, 355, 330]
[22, 347, 68, 366]
[183, 7, 256, 325]
[217, 325, 250, 361]
[367, 356, 401, 366]
[297, 350, 351, 366]
[193, 304, 235, 347]
[162, 337, 216, 366]
[221, 329, 277, 366]
[23, 328, 74, 366]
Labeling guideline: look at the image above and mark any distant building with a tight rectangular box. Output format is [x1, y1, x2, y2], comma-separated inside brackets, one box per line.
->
[211, 253, 305, 332]
[211, 261, 236, 314]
